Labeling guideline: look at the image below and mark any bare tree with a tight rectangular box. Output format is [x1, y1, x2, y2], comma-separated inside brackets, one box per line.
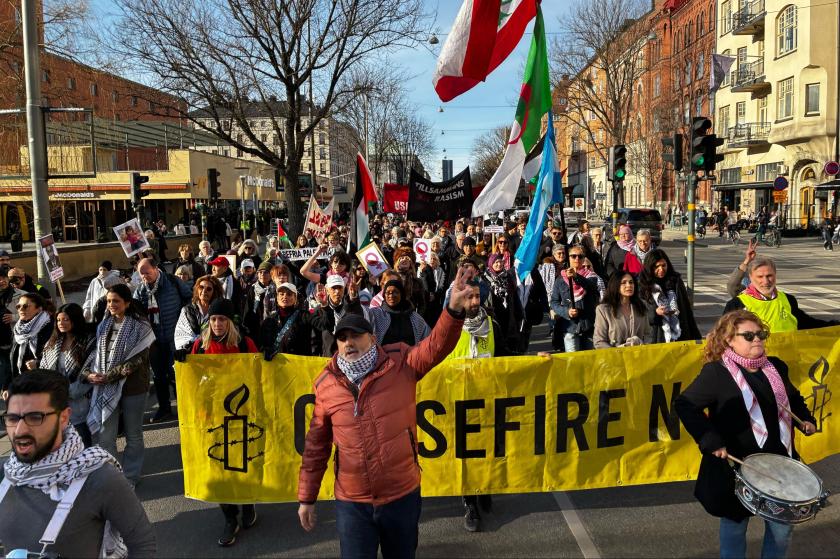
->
[104, 0, 429, 236]
[551, 0, 651, 169]
[470, 126, 510, 187]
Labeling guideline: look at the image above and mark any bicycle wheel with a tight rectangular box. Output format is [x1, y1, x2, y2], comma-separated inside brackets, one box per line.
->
[732, 231, 741, 245]
[773, 232, 782, 247]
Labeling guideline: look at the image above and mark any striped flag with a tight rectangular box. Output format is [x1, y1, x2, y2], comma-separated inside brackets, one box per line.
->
[514, 111, 563, 282]
[433, 0, 537, 102]
[471, 6, 551, 217]
[349, 153, 378, 252]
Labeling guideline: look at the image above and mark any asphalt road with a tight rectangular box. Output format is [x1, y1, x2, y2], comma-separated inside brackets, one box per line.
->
[3, 232, 840, 557]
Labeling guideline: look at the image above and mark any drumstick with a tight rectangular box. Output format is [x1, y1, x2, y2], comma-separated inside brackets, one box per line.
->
[727, 455, 783, 484]
[781, 405, 807, 428]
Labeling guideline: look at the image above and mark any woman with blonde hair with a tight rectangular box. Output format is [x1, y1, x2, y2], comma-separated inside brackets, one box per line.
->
[676, 309, 816, 558]
[189, 298, 258, 546]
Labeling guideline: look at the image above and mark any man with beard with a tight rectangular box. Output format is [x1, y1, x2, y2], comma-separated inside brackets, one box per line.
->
[297, 267, 472, 558]
[0, 371, 156, 557]
[443, 278, 507, 532]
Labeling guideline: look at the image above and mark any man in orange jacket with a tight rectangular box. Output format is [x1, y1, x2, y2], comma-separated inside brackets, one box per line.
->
[298, 267, 473, 558]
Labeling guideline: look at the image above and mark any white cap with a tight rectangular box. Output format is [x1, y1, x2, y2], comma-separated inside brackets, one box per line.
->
[326, 275, 345, 289]
[240, 259, 255, 270]
[278, 282, 298, 294]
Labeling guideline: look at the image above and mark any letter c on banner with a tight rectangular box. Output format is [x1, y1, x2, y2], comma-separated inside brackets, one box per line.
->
[294, 394, 315, 456]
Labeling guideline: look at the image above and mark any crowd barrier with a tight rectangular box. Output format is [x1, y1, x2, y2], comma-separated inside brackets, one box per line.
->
[176, 326, 840, 503]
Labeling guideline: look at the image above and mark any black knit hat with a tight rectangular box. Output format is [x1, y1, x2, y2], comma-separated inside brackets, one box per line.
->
[208, 298, 236, 321]
[100, 260, 113, 271]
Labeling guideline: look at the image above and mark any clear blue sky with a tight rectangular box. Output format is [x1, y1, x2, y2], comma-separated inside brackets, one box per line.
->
[415, 1, 568, 180]
[91, 0, 567, 181]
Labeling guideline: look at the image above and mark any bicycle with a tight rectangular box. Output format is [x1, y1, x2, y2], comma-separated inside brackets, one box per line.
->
[757, 227, 782, 248]
[728, 226, 741, 245]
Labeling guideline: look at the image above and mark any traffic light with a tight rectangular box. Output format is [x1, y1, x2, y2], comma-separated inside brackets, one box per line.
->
[690, 117, 724, 172]
[661, 133, 683, 172]
[608, 144, 627, 182]
[207, 168, 221, 201]
[130, 172, 150, 207]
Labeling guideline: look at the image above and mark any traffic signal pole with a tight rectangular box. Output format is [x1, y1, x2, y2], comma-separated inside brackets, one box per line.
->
[686, 172, 697, 304]
[612, 181, 622, 239]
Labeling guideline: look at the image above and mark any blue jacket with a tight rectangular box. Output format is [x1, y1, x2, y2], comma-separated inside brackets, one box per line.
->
[134, 271, 192, 343]
[550, 273, 599, 335]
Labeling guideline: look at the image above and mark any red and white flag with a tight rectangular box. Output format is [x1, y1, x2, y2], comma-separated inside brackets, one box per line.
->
[433, 0, 537, 102]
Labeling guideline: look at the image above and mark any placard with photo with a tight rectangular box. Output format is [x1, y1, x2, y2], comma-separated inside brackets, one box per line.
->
[113, 218, 150, 258]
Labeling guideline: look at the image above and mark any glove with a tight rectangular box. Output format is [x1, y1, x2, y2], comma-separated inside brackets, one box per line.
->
[263, 351, 274, 362]
[174, 349, 189, 362]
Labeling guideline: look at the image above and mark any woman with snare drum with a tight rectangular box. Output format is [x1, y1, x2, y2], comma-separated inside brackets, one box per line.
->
[676, 310, 816, 558]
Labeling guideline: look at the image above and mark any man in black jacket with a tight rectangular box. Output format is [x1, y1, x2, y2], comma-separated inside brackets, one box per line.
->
[311, 275, 366, 357]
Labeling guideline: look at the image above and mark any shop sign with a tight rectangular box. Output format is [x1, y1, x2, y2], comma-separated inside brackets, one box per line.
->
[51, 191, 96, 199]
[244, 175, 275, 189]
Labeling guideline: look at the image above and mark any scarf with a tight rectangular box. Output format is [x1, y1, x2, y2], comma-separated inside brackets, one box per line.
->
[561, 267, 596, 302]
[86, 315, 156, 434]
[270, 310, 300, 358]
[3, 425, 119, 501]
[221, 274, 234, 300]
[721, 348, 792, 456]
[485, 269, 511, 307]
[651, 284, 681, 342]
[463, 308, 491, 358]
[633, 244, 651, 266]
[336, 344, 379, 385]
[252, 282, 269, 312]
[40, 334, 91, 382]
[617, 237, 636, 252]
[145, 274, 161, 326]
[743, 283, 776, 301]
[13, 310, 51, 371]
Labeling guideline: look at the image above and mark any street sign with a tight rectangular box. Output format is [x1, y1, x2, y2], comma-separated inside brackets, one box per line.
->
[595, 192, 607, 200]
[825, 161, 840, 176]
[773, 176, 789, 191]
[773, 190, 787, 203]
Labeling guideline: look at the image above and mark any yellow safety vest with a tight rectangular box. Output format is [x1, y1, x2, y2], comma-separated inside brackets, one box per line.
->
[446, 319, 495, 360]
[737, 290, 798, 333]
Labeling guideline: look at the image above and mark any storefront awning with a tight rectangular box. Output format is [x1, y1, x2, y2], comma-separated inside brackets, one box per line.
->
[571, 184, 585, 196]
[712, 181, 774, 191]
[815, 179, 840, 190]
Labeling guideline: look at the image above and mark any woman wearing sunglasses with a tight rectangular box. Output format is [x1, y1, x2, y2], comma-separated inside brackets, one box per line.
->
[491, 235, 513, 270]
[6, 294, 54, 397]
[676, 310, 816, 558]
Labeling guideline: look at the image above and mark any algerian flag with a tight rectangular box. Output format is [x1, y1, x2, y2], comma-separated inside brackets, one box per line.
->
[349, 153, 378, 252]
[471, 7, 551, 217]
[514, 112, 563, 282]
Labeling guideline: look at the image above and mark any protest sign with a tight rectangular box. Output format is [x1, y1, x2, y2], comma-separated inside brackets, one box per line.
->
[383, 183, 409, 214]
[304, 198, 335, 239]
[356, 242, 390, 278]
[113, 218, 150, 258]
[37, 234, 64, 282]
[407, 167, 473, 221]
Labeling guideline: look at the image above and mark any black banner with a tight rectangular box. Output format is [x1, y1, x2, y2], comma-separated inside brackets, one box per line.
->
[408, 167, 472, 222]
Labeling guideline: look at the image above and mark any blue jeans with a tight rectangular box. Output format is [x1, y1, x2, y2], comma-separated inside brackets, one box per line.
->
[150, 340, 175, 412]
[94, 392, 148, 483]
[720, 517, 793, 559]
[564, 332, 593, 353]
[335, 488, 422, 559]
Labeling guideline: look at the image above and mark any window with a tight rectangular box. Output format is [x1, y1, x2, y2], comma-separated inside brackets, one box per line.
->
[684, 101, 690, 125]
[685, 61, 693, 84]
[130, 95, 138, 107]
[736, 101, 746, 125]
[654, 74, 661, 97]
[318, 133, 325, 145]
[756, 162, 783, 181]
[805, 83, 820, 114]
[721, 50, 732, 87]
[90, 83, 98, 96]
[66, 77, 75, 90]
[697, 53, 704, 79]
[320, 163, 326, 174]
[777, 77, 794, 119]
[260, 133, 267, 143]
[777, 6, 797, 56]
[111, 91, 119, 103]
[721, 1, 731, 34]
[273, 134, 279, 145]
[719, 105, 731, 136]
[709, 3, 716, 31]
[695, 96, 703, 116]
[720, 168, 741, 184]
[320, 147, 326, 158]
[41, 70, 50, 83]
[699, 12, 705, 35]
[757, 96, 768, 123]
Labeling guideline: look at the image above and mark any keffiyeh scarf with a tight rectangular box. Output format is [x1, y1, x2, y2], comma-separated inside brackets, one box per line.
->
[13, 310, 51, 370]
[144, 274, 161, 325]
[743, 283, 776, 301]
[561, 268, 596, 302]
[337, 344, 379, 385]
[86, 315, 156, 434]
[463, 307, 491, 358]
[3, 425, 119, 501]
[252, 282, 269, 312]
[652, 284, 681, 342]
[485, 269, 511, 307]
[722, 348, 792, 456]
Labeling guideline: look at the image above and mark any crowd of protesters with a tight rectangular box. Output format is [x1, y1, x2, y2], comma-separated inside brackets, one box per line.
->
[0, 205, 837, 559]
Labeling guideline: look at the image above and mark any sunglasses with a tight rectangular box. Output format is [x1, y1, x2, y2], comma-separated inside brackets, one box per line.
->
[569, 254, 585, 259]
[15, 303, 32, 310]
[736, 330, 770, 342]
[497, 241, 508, 245]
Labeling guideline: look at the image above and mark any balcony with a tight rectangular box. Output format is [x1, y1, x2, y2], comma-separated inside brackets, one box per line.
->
[732, 0, 766, 35]
[730, 60, 770, 94]
[726, 123, 771, 149]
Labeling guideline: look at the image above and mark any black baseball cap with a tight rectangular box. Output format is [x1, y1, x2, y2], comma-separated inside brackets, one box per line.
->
[334, 314, 373, 336]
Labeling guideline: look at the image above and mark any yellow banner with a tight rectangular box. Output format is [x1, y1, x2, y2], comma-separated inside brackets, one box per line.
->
[175, 327, 840, 503]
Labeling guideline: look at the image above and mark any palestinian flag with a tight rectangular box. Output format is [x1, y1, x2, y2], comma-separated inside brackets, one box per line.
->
[350, 153, 378, 252]
[471, 6, 551, 217]
[433, 0, 537, 102]
[277, 220, 289, 244]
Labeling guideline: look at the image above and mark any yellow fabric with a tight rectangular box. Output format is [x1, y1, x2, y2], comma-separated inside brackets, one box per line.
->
[738, 290, 799, 333]
[176, 326, 840, 504]
[446, 321, 495, 360]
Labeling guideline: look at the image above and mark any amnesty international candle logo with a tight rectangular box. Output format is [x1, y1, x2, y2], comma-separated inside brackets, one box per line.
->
[207, 384, 265, 472]
[805, 356, 833, 433]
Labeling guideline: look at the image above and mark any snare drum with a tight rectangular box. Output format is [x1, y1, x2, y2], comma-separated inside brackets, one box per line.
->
[734, 453, 830, 525]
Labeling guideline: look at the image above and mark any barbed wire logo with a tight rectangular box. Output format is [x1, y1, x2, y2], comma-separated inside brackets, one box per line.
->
[207, 384, 265, 472]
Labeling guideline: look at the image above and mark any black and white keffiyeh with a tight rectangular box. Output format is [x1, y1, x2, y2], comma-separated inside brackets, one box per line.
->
[144, 274, 161, 325]
[336, 344, 379, 385]
[13, 310, 51, 369]
[463, 308, 491, 358]
[652, 284, 681, 342]
[3, 425, 119, 501]
[85, 315, 155, 434]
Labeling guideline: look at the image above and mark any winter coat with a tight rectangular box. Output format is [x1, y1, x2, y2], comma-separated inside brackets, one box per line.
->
[367, 303, 430, 347]
[133, 271, 192, 344]
[642, 273, 702, 343]
[311, 298, 367, 357]
[549, 273, 599, 335]
[82, 271, 121, 321]
[298, 308, 463, 506]
[675, 358, 815, 521]
[259, 307, 316, 358]
[603, 243, 629, 278]
[593, 304, 650, 348]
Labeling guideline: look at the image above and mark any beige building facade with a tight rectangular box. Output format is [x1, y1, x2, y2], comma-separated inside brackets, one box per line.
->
[713, 0, 839, 227]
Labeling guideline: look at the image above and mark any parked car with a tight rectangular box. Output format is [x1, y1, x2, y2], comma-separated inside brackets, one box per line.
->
[603, 208, 664, 244]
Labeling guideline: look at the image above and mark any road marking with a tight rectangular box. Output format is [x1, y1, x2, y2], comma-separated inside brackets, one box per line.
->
[553, 491, 600, 559]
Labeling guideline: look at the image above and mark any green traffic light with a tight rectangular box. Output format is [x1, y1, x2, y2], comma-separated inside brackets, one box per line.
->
[694, 156, 704, 166]
[615, 169, 626, 179]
